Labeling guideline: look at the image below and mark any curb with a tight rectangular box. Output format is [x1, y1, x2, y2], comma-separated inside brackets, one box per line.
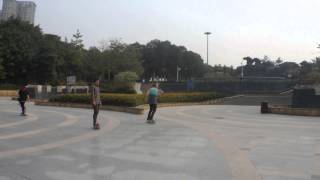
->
[270, 106, 320, 117]
[33, 96, 235, 115]
[0, 90, 17, 97]
[34, 101, 144, 115]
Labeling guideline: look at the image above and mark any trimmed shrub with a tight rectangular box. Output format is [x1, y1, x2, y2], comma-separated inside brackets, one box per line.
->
[50, 94, 144, 107]
[101, 82, 136, 94]
[0, 84, 19, 90]
[49, 92, 224, 107]
[159, 92, 224, 103]
[114, 71, 139, 82]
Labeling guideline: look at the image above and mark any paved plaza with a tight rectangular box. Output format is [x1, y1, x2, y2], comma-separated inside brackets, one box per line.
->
[0, 97, 320, 180]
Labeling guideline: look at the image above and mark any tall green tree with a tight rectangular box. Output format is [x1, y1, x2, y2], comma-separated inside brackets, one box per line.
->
[0, 19, 42, 84]
[71, 29, 84, 50]
[102, 40, 143, 80]
[141, 40, 205, 81]
[0, 59, 5, 80]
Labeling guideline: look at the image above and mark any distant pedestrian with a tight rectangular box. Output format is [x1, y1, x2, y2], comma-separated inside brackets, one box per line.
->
[146, 83, 163, 124]
[18, 84, 29, 116]
[91, 79, 102, 130]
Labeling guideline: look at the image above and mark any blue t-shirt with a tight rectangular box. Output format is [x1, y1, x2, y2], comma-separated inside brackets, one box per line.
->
[148, 87, 159, 104]
[150, 87, 158, 96]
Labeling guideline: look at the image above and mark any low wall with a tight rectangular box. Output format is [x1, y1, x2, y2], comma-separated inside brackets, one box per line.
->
[270, 106, 320, 116]
[0, 90, 17, 97]
[34, 101, 144, 115]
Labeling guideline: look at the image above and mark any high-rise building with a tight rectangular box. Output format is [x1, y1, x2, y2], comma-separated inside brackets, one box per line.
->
[0, 0, 36, 24]
[16, 1, 36, 23]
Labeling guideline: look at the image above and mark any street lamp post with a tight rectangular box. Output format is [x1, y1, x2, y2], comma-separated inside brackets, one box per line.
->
[241, 60, 245, 79]
[176, 66, 181, 82]
[204, 32, 212, 65]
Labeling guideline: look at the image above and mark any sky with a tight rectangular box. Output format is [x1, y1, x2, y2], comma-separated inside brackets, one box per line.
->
[1, 0, 320, 66]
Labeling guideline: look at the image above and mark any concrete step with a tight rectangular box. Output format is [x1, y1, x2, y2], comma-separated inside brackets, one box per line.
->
[215, 95, 292, 106]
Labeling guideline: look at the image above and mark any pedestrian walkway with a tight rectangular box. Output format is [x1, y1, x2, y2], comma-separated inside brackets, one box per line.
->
[1, 97, 320, 180]
[0, 98, 231, 180]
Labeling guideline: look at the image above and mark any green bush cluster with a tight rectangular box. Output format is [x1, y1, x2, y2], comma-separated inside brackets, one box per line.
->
[159, 92, 224, 103]
[101, 82, 136, 94]
[50, 92, 224, 107]
[50, 94, 144, 107]
[0, 84, 19, 90]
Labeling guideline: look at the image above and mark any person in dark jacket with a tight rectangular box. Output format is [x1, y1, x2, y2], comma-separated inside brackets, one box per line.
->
[146, 83, 163, 124]
[91, 79, 102, 129]
[18, 84, 29, 116]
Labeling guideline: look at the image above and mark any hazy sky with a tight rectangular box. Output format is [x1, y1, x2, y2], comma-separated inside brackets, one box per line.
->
[2, 0, 320, 66]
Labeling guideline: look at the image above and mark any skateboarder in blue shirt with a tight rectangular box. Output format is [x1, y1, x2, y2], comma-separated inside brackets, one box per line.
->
[146, 83, 163, 124]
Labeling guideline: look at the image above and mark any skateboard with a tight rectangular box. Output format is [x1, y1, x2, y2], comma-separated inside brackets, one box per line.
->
[146, 120, 156, 124]
[94, 123, 100, 130]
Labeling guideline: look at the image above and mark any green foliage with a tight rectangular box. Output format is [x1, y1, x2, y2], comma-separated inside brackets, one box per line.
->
[101, 82, 136, 94]
[158, 92, 224, 103]
[0, 60, 5, 80]
[71, 29, 84, 50]
[0, 19, 42, 84]
[102, 40, 144, 80]
[5, 19, 320, 85]
[203, 64, 237, 80]
[0, 84, 19, 90]
[141, 40, 205, 81]
[114, 71, 139, 82]
[49, 92, 224, 107]
[50, 93, 144, 107]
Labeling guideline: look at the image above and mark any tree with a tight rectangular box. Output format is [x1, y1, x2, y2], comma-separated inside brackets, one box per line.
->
[71, 29, 84, 50]
[300, 61, 313, 78]
[0, 59, 5, 80]
[204, 64, 236, 80]
[141, 40, 205, 81]
[83, 47, 103, 82]
[101, 40, 143, 80]
[278, 62, 299, 78]
[0, 19, 42, 84]
[114, 71, 139, 82]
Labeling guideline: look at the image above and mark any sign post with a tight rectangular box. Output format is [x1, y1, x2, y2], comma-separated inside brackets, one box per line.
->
[66, 76, 76, 93]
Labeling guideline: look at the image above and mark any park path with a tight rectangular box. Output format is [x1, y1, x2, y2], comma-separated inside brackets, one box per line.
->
[0, 98, 230, 180]
[158, 105, 320, 180]
[1, 97, 320, 180]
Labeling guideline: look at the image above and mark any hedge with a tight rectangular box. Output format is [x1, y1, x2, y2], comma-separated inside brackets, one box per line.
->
[101, 82, 136, 94]
[50, 94, 144, 107]
[49, 92, 224, 107]
[159, 92, 224, 103]
[0, 84, 19, 90]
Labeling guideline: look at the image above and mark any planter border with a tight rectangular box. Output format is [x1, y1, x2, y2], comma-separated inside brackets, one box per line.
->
[32, 95, 240, 115]
[270, 106, 320, 117]
[0, 90, 17, 97]
[35, 101, 144, 115]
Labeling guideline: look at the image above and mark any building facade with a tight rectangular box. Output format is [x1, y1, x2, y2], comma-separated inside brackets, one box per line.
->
[0, 0, 36, 24]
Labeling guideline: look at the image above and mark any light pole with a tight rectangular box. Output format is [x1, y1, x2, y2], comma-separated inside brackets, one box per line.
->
[204, 32, 212, 65]
[176, 66, 181, 82]
[241, 59, 245, 79]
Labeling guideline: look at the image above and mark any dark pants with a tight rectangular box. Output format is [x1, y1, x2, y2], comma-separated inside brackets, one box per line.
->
[93, 104, 100, 126]
[147, 104, 157, 120]
[19, 101, 26, 114]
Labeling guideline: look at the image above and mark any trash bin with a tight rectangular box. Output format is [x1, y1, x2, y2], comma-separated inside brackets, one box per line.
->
[261, 102, 269, 114]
